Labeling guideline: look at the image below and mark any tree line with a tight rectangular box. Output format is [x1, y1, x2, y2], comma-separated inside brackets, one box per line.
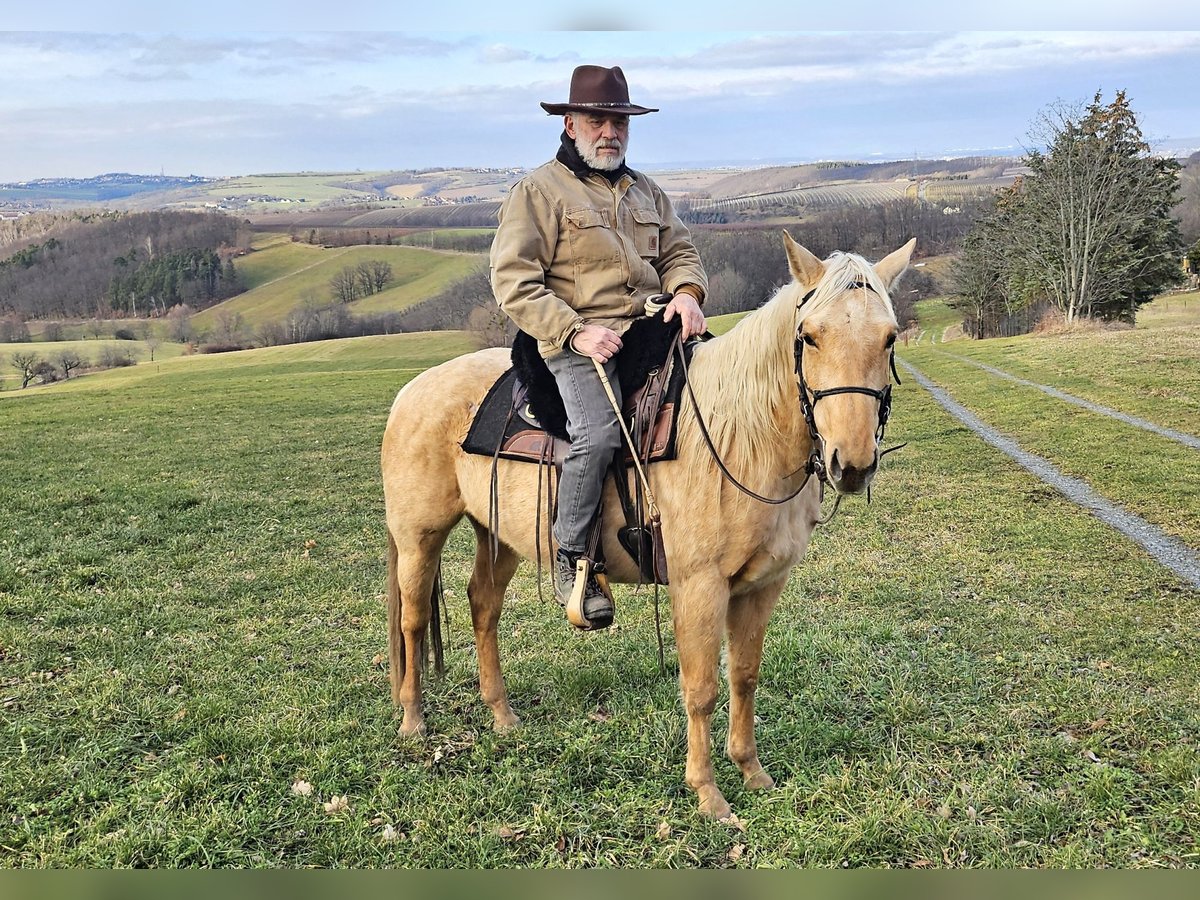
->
[329, 260, 394, 303]
[8, 344, 138, 389]
[107, 247, 242, 315]
[291, 226, 496, 253]
[0, 210, 250, 320]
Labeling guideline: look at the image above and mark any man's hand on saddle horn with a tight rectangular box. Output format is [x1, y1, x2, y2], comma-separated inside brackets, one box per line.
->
[570, 323, 624, 363]
[663, 292, 706, 340]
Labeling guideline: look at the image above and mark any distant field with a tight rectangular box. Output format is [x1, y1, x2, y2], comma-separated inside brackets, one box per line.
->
[642, 169, 745, 197]
[200, 173, 385, 206]
[704, 157, 1012, 200]
[233, 241, 337, 291]
[22, 321, 156, 343]
[194, 244, 480, 331]
[907, 298, 964, 343]
[691, 182, 913, 213]
[1138, 290, 1200, 329]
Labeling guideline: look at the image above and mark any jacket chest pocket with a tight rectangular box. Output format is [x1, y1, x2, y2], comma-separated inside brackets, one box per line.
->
[631, 207, 662, 259]
[564, 206, 619, 264]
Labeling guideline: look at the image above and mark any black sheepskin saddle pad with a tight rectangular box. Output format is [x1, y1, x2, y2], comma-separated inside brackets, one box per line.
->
[462, 311, 687, 461]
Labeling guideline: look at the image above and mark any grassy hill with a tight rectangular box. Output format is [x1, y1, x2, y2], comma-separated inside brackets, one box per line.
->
[1, 331, 480, 396]
[193, 242, 480, 332]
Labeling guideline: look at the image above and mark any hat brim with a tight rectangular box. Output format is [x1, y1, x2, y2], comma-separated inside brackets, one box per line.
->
[540, 102, 658, 116]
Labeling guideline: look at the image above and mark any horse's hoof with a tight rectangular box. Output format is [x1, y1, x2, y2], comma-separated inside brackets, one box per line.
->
[743, 767, 775, 791]
[493, 712, 522, 734]
[697, 789, 732, 821]
[398, 717, 426, 740]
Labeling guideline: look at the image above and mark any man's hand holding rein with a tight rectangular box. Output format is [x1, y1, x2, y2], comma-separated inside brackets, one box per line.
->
[664, 290, 706, 340]
[570, 323, 624, 363]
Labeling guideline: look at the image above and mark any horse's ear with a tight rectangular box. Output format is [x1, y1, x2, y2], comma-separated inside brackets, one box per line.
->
[874, 238, 917, 290]
[783, 230, 824, 287]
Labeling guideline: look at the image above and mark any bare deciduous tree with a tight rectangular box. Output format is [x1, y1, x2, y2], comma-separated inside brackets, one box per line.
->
[467, 304, 514, 348]
[31, 359, 58, 385]
[368, 260, 394, 293]
[11, 351, 39, 388]
[214, 310, 245, 344]
[166, 304, 194, 343]
[57, 350, 84, 379]
[330, 267, 361, 304]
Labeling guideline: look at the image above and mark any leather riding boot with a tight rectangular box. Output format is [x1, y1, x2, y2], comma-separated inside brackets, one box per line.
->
[555, 549, 614, 630]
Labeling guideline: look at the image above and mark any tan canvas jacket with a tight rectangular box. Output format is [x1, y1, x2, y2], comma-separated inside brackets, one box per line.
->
[490, 159, 708, 358]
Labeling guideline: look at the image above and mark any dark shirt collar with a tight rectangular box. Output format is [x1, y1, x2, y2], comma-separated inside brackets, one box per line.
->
[557, 130, 634, 185]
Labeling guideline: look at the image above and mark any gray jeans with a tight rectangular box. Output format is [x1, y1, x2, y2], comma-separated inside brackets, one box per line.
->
[546, 351, 623, 554]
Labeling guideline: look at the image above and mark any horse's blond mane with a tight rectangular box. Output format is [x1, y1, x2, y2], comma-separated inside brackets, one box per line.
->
[683, 252, 893, 475]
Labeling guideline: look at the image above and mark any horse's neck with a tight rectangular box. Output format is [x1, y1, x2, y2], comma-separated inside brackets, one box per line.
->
[686, 286, 811, 482]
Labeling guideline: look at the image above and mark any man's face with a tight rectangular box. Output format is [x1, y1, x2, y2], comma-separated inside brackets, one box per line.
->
[566, 113, 630, 171]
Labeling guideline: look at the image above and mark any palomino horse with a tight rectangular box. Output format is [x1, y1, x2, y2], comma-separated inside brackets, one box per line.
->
[381, 234, 914, 819]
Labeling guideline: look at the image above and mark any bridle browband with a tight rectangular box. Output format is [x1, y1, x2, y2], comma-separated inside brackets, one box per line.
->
[679, 277, 904, 512]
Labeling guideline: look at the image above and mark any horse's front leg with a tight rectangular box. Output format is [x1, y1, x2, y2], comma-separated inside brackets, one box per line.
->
[673, 571, 732, 819]
[725, 578, 787, 791]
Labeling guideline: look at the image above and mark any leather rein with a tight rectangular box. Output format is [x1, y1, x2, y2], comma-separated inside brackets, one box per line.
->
[678, 279, 903, 510]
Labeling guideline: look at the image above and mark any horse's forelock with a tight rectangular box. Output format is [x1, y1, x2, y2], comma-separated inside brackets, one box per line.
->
[797, 253, 896, 324]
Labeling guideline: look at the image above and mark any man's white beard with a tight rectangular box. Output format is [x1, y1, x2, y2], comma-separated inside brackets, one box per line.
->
[575, 134, 625, 171]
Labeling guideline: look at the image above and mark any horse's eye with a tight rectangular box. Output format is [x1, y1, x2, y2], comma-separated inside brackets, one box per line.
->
[885, 333, 897, 349]
[802, 333, 818, 348]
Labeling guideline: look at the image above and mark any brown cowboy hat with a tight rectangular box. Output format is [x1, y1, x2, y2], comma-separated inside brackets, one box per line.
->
[540, 65, 658, 116]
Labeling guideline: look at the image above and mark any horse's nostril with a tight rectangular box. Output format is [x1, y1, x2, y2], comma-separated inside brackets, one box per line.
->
[828, 448, 842, 480]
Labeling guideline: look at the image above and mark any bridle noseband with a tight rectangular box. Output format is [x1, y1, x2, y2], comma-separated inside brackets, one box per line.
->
[794, 280, 902, 485]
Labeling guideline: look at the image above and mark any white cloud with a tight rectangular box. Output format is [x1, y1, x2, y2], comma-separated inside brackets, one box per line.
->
[480, 44, 533, 64]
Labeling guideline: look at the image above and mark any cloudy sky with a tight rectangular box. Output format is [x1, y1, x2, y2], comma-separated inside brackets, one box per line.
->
[2, 5, 1197, 182]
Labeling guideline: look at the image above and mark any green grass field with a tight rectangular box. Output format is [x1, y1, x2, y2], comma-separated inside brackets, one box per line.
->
[193, 244, 480, 332]
[3, 305, 1199, 867]
[1136, 291, 1200, 329]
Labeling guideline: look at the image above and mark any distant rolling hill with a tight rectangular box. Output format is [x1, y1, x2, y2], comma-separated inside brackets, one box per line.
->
[0, 330, 482, 396]
[0, 173, 213, 203]
[193, 240, 480, 331]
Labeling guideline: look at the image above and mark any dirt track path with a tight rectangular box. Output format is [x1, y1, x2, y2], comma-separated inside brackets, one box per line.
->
[900, 358, 1200, 590]
[930, 348, 1200, 450]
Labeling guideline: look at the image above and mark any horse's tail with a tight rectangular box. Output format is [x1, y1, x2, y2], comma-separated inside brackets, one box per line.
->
[386, 530, 405, 704]
[386, 531, 446, 706]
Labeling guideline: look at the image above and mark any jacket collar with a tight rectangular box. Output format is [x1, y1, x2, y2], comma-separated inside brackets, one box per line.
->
[556, 130, 634, 185]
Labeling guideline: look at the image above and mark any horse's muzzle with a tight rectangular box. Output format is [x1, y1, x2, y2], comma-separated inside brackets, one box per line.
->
[827, 448, 877, 495]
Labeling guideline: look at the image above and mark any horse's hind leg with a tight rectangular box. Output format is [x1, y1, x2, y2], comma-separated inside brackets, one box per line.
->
[467, 521, 522, 733]
[387, 524, 454, 738]
[725, 579, 786, 792]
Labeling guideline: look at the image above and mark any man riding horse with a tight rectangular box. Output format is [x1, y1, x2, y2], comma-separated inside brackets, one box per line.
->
[490, 65, 709, 630]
